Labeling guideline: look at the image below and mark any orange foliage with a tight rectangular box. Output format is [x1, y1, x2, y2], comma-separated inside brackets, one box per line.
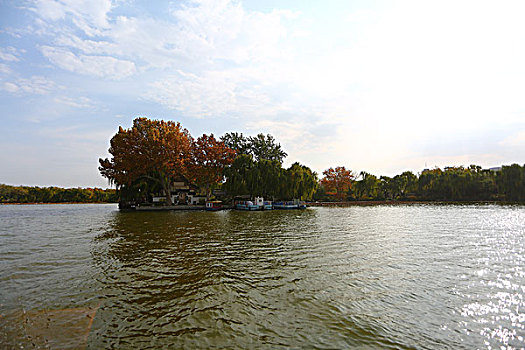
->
[99, 117, 192, 204]
[321, 166, 354, 201]
[189, 134, 237, 199]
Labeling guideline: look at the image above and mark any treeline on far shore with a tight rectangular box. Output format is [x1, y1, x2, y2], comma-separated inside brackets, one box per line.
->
[315, 164, 525, 203]
[0, 184, 118, 204]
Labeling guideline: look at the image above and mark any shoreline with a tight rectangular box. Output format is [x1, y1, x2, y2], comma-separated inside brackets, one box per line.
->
[0, 202, 117, 205]
[306, 200, 523, 206]
[2, 200, 523, 207]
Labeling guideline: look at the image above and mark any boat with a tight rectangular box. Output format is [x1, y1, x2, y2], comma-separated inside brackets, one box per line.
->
[273, 201, 297, 209]
[273, 199, 307, 210]
[205, 200, 223, 211]
[235, 200, 260, 211]
[255, 197, 273, 210]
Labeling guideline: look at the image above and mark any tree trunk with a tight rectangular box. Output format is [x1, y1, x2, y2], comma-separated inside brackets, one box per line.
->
[160, 176, 173, 206]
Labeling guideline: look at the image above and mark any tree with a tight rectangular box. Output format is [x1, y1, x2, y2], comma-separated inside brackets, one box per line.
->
[189, 134, 237, 200]
[392, 171, 418, 198]
[220, 132, 250, 155]
[252, 159, 284, 199]
[320, 166, 354, 201]
[354, 171, 379, 200]
[222, 132, 290, 199]
[498, 164, 525, 201]
[285, 162, 318, 201]
[223, 154, 256, 198]
[379, 176, 394, 199]
[417, 168, 442, 200]
[221, 132, 288, 163]
[99, 117, 192, 205]
[248, 133, 288, 163]
[0, 184, 118, 203]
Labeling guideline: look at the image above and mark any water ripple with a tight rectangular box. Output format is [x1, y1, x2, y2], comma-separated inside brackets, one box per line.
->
[1, 204, 525, 348]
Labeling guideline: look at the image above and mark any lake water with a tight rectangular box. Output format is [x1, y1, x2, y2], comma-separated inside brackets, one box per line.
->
[1, 204, 524, 349]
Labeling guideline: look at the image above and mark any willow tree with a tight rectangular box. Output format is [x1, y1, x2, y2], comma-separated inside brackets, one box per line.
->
[285, 162, 318, 201]
[223, 154, 256, 198]
[99, 117, 192, 205]
[252, 159, 283, 199]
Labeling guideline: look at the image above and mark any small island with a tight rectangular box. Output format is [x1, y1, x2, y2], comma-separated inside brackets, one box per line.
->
[98, 117, 317, 210]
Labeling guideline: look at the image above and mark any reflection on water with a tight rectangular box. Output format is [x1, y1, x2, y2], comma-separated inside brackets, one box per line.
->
[1, 204, 524, 348]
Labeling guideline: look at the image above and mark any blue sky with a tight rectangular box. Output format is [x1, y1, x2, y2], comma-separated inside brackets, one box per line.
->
[1, 0, 525, 188]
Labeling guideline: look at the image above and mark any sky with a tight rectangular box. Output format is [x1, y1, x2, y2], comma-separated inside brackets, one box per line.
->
[1, 0, 525, 188]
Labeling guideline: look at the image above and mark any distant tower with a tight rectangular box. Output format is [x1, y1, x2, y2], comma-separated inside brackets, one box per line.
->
[422, 162, 429, 174]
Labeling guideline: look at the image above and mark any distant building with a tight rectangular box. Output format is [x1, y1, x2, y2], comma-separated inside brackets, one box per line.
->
[151, 176, 204, 205]
[487, 167, 502, 172]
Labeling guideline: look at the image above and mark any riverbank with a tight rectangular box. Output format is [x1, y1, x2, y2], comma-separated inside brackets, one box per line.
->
[0, 202, 117, 205]
[307, 200, 521, 206]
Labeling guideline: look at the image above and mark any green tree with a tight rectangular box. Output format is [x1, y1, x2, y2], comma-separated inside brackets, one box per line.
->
[284, 162, 318, 201]
[0, 184, 117, 203]
[223, 154, 256, 198]
[353, 171, 380, 200]
[392, 171, 418, 198]
[220, 132, 250, 155]
[221, 132, 287, 163]
[498, 164, 525, 201]
[252, 159, 284, 199]
[248, 134, 287, 163]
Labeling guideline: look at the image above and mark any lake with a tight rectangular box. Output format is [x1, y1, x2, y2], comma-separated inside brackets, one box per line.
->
[1, 204, 524, 349]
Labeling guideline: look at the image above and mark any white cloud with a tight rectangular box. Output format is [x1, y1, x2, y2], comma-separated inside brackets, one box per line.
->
[40, 46, 136, 79]
[0, 47, 22, 62]
[0, 63, 12, 74]
[54, 34, 117, 56]
[1, 76, 58, 95]
[500, 130, 525, 147]
[2, 82, 19, 93]
[31, 0, 294, 75]
[53, 96, 94, 109]
[31, 0, 113, 36]
[169, 1, 292, 65]
[146, 69, 276, 117]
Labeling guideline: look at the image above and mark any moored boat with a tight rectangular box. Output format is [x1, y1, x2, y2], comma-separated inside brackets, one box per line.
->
[273, 201, 297, 209]
[255, 197, 273, 210]
[235, 200, 260, 211]
[205, 200, 223, 211]
[273, 199, 307, 210]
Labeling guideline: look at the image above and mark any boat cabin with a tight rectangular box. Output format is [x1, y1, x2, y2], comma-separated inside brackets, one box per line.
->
[205, 200, 223, 211]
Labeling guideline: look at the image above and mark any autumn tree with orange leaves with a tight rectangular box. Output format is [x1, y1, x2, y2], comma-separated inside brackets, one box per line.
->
[189, 134, 237, 200]
[320, 166, 354, 201]
[99, 117, 192, 205]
